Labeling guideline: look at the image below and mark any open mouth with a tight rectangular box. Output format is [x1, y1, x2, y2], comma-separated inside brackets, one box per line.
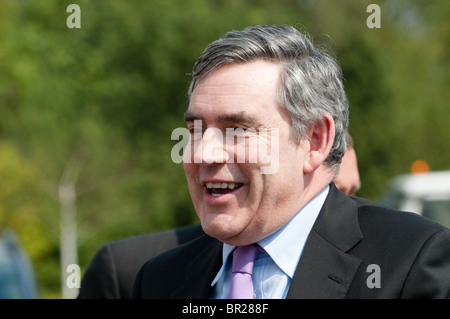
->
[205, 182, 244, 197]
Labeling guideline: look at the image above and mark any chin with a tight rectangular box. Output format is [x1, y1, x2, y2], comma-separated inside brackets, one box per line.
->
[201, 219, 264, 246]
[200, 215, 243, 242]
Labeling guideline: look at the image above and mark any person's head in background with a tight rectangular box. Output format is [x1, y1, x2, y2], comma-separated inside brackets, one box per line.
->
[334, 132, 360, 196]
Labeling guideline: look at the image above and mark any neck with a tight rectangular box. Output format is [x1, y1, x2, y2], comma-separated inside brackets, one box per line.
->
[301, 165, 334, 208]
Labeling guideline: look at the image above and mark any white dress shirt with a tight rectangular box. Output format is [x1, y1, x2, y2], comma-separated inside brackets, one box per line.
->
[211, 185, 329, 299]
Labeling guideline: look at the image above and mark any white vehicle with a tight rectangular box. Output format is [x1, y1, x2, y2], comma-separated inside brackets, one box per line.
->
[380, 170, 450, 229]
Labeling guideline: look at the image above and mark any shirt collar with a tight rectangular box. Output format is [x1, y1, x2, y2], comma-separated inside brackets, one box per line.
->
[211, 185, 329, 286]
[259, 185, 329, 277]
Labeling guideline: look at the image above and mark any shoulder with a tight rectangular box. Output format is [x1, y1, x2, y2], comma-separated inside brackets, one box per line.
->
[94, 225, 205, 283]
[351, 196, 448, 238]
[79, 224, 204, 298]
[103, 223, 204, 259]
[138, 234, 219, 272]
[345, 196, 450, 298]
[106, 230, 177, 254]
[78, 231, 178, 299]
[353, 197, 450, 293]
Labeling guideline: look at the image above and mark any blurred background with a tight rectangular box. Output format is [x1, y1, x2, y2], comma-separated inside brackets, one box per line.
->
[0, 0, 448, 298]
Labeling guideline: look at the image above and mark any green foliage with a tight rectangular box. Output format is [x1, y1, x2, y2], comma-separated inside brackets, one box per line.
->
[0, 0, 449, 297]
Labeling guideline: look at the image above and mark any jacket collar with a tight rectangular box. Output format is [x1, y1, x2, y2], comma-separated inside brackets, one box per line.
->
[287, 183, 363, 298]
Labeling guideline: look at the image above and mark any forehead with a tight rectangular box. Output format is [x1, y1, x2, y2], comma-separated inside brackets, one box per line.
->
[187, 61, 282, 120]
[193, 60, 281, 95]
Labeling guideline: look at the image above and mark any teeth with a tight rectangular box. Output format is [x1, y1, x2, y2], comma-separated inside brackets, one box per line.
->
[206, 182, 241, 190]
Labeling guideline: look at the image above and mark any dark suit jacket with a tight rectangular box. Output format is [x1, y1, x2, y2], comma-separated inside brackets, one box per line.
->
[132, 184, 450, 298]
[77, 224, 204, 299]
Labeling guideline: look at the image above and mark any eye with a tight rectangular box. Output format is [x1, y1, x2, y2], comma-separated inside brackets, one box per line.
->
[227, 127, 249, 134]
[228, 127, 258, 135]
[188, 127, 203, 134]
[188, 126, 204, 141]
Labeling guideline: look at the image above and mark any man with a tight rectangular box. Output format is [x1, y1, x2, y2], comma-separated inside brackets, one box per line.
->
[131, 25, 450, 298]
[77, 131, 360, 299]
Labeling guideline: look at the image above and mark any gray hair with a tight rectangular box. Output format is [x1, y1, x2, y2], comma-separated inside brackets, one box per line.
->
[188, 24, 349, 169]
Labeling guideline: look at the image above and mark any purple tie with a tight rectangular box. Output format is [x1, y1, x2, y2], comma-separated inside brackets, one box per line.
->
[227, 245, 264, 299]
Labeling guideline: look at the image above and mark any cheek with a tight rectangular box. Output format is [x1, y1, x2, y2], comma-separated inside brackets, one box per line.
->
[182, 141, 195, 164]
[255, 175, 285, 209]
[258, 143, 306, 202]
[182, 163, 200, 194]
[251, 173, 303, 234]
[237, 129, 281, 173]
[182, 163, 193, 181]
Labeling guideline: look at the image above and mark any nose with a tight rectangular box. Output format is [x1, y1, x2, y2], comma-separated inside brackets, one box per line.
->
[193, 128, 230, 164]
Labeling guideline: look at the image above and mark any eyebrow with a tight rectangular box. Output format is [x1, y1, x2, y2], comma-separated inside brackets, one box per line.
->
[184, 110, 262, 127]
[183, 110, 202, 123]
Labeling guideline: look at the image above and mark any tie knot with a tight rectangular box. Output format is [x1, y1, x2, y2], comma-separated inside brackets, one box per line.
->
[231, 244, 264, 275]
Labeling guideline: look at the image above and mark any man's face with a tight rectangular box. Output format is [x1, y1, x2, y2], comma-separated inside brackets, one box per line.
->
[183, 60, 309, 245]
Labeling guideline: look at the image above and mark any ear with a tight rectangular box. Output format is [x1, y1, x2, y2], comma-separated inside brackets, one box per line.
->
[303, 113, 335, 174]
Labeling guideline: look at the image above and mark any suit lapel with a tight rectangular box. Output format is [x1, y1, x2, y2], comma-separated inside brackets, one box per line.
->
[170, 236, 223, 298]
[287, 184, 363, 299]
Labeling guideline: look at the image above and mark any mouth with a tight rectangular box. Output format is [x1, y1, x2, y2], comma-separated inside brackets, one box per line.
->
[205, 182, 244, 197]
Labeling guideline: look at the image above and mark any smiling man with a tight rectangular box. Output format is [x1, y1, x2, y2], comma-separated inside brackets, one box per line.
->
[183, 60, 321, 247]
[132, 25, 450, 299]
